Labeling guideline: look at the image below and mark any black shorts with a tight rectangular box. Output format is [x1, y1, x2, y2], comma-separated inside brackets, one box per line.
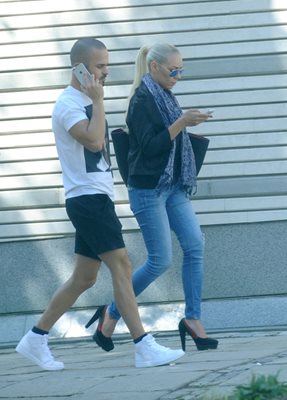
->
[65, 194, 125, 260]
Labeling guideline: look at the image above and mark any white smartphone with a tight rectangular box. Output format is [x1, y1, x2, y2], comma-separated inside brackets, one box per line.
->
[73, 63, 92, 86]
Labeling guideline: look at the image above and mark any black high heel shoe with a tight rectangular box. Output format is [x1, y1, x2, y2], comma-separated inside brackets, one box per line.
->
[178, 319, 218, 351]
[85, 305, 114, 352]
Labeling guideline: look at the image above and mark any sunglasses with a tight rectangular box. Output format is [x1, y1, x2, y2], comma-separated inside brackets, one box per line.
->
[160, 64, 184, 77]
[169, 68, 184, 77]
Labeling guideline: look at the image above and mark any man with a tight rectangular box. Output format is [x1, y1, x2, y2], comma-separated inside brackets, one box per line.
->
[15, 38, 184, 370]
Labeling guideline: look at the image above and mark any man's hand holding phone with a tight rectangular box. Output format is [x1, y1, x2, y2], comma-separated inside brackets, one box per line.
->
[73, 63, 104, 101]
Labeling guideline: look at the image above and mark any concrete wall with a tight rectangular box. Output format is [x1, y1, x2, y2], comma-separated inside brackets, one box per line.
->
[2, 221, 286, 314]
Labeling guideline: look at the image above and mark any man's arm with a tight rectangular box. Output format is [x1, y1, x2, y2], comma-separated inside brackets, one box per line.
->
[69, 78, 106, 152]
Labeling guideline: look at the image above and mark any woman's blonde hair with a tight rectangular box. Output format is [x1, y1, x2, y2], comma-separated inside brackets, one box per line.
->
[127, 43, 179, 108]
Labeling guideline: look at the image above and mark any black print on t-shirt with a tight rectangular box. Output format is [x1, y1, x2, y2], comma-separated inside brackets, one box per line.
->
[84, 104, 111, 173]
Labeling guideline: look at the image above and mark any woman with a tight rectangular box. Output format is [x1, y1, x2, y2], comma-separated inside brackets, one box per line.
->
[86, 43, 218, 352]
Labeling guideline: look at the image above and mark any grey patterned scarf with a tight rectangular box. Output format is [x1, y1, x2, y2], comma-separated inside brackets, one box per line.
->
[143, 73, 197, 197]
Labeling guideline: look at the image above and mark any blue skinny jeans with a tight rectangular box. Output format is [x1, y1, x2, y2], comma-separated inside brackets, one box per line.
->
[109, 184, 204, 320]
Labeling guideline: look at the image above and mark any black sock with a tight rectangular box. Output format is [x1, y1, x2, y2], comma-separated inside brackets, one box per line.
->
[32, 326, 49, 335]
[133, 333, 148, 344]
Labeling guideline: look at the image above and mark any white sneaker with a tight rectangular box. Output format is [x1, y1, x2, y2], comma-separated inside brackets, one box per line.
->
[16, 330, 64, 371]
[135, 334, 185, 368]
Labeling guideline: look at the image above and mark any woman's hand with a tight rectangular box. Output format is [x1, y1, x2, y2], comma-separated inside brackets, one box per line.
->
[181, 109, 212, 127]
[169, 109, 213, 139]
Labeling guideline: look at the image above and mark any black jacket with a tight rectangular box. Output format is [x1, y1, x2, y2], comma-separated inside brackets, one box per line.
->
[126, 81, 173, 188]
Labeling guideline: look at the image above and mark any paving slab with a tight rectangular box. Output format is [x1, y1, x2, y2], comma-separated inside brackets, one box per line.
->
[1, 330, 287, 400]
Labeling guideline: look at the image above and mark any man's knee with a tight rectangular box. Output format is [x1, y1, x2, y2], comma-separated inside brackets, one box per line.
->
[70, 274, 97, 292]
[83, 277, 97, 289]
[115, 253, 133, 278]
[101, 248, 132, 276]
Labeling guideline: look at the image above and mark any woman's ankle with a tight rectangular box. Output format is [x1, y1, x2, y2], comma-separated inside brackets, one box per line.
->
[102, 314, 117, 337]
[185, 319, 207, 338]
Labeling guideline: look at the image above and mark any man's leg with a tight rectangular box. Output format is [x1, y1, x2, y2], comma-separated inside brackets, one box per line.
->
[16, 255, 101, 370]
[37, 255, 101, 331]
[99, 248, 144, 340]
[99, 247, 185, 368]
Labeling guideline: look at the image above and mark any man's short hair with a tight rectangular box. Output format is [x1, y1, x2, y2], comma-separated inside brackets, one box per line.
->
[70, 38, 106, 66]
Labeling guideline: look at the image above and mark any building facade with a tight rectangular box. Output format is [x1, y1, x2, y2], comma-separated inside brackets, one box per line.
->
[1, 0, 287, 342]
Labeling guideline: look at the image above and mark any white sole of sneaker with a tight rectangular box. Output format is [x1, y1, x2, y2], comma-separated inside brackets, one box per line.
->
[16, 343, 64, 371]
[136, 349, 185, 368]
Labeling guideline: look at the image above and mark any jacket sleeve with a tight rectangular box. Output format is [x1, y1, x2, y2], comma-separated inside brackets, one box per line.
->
[127, 94, 172, 159]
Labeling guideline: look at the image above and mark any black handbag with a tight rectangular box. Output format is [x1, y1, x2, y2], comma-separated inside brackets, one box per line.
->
[111, 128, 210, 185]
[111, 128, 130, 185]
[189, 133, 210, 175]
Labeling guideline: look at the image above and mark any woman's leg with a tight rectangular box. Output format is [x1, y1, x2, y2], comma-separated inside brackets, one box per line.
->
[166, 188, 204, 323]
[108, 187, 173, 321]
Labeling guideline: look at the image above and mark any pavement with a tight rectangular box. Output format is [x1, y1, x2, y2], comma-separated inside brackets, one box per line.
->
[1, 328, 287, 400]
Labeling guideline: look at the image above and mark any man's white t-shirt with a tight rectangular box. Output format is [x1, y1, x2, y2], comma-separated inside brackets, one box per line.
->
[52, 86, 114, 200]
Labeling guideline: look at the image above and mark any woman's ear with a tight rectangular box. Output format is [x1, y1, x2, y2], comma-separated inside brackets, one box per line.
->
[150, 60, 158, 74]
